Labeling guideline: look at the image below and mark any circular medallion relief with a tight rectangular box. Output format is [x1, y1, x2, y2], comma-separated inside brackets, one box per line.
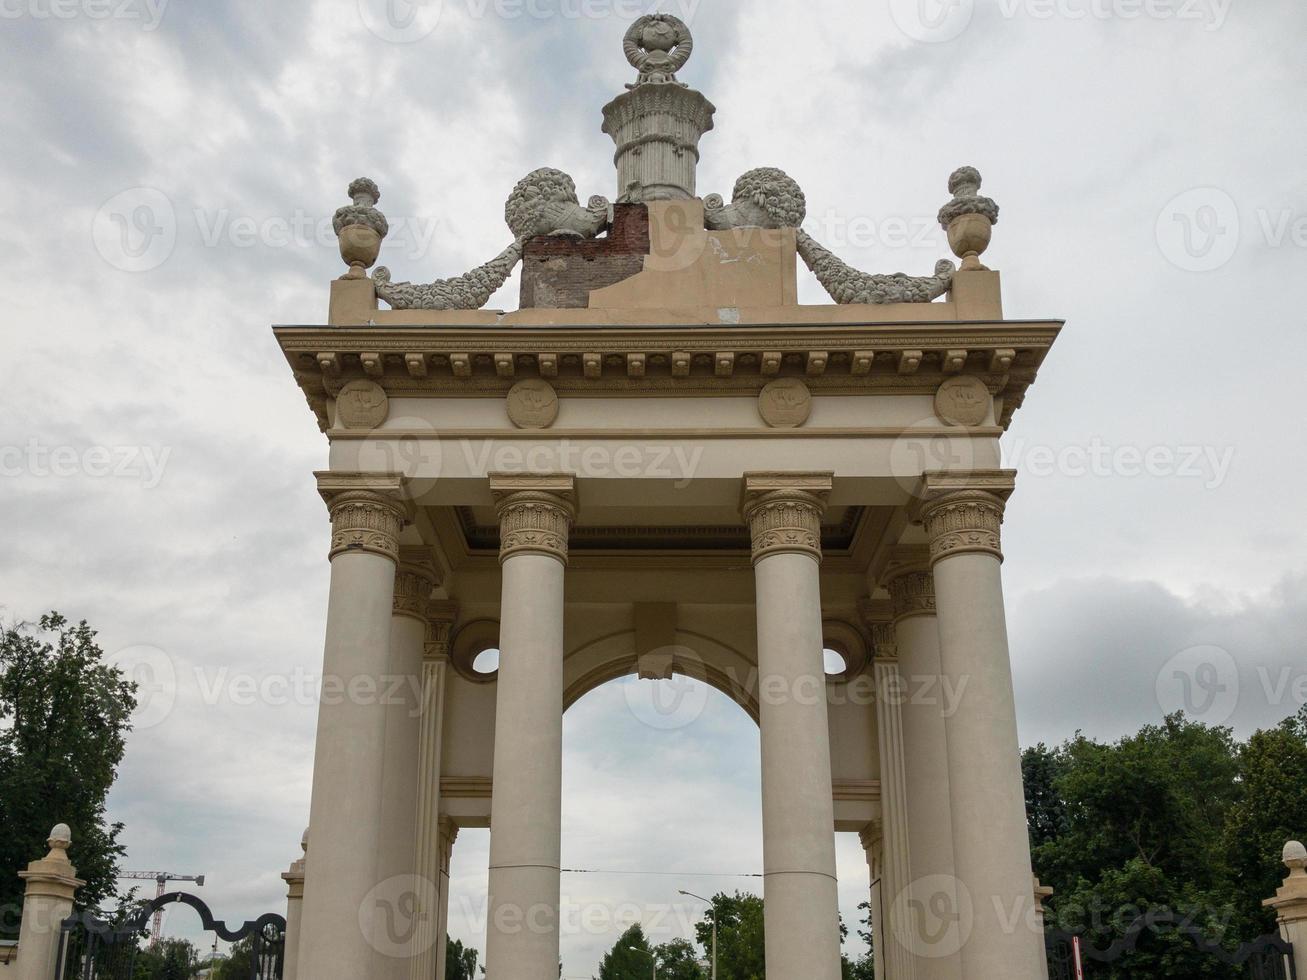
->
[507, 379, 560, 429]
[336, 380, 390, 430]
[758, 379, 813, 428]
[934, 376, 992, 427]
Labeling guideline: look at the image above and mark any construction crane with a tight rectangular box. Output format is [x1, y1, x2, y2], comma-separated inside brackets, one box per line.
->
[119, 871, 206, 944]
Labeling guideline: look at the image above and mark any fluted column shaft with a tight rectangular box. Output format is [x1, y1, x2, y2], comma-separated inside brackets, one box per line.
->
[870, 623, 917, 980]
[300, 475, 411, 980]
[918, 475, 1043, 978]
[743, 473, 842, 980]
[484, 476, 576, 980]
[885, 555, 963, 980]
[413, 606, 456, 980]
[860, 826, 887, 980]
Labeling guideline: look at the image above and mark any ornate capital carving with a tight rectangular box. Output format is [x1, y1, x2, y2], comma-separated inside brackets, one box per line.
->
[741, 473, 833, 565]
[868, 621, 898, 663]
[394, 550, 441, 621]
[912, 471, 1016, 565]
[919, 490, 1008, 564]
[317, 473, 412, 563]
[424, 601, 458, 661]
[490, 475, 577, 565]
[882, 546, 936, 622]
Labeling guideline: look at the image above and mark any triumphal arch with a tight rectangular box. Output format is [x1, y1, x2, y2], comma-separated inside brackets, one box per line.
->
[275, 16, 1061, 980]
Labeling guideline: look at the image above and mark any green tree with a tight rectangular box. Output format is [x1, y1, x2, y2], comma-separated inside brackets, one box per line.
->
[133, 938, 200, 979]
[597, 923, 656, 980]
[1029, 713, 1247, 978]
[692, 894, 764, 980]
[652, 938, 705, 980]
[445, 936, 480, 980]
[840, 902, 875, 980]
[1224, 706, 1307, 932]
[0, 613, 137, 930]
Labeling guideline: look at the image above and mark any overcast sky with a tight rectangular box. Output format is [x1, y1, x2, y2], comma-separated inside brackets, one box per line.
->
[2, 0, 1305, 974]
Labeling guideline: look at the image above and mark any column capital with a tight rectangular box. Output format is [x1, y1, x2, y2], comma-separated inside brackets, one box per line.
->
[317, 472, 413, 563]
[490, 474, 577, 565]
[881, 546, 936, 623]
[282, 829, 308, 899]
[394, 549, 441, 621]
[912, 470, 1017, 566]
[741, 472, 833, 564]
[424, 600, 459, 660]
[859, 821, 883, 854]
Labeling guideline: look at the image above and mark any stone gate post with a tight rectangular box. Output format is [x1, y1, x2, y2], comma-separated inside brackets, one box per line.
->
[1264, 841, 1307, 980]
[281, 830, 307, 980]
[14, 825, 83, 980]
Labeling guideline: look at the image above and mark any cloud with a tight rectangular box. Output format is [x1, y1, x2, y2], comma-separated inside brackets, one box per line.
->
[1, 0, 1304, 973]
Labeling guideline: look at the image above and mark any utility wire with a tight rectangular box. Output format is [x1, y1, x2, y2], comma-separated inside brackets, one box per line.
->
[561, 868, 761, 878]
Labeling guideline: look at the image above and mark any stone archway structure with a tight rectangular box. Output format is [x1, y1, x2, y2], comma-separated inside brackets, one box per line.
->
[275, 18, 1061, 980]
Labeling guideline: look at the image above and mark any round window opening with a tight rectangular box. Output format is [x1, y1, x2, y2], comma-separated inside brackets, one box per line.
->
[473, 647, 500, 676]
[823, 647, 848, 677]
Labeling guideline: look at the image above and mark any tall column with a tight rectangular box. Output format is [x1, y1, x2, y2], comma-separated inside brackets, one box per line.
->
[742, 472, 843, 980]
[413, 603, 457, 980]
[867, 620, 917, 980]
[915, 472, 1044, 978]
[299, 473, 411, 980]
[860, 825, 887, 980]
[281, 831, 307, 980]
[883, 551, 963, 979]
[435, 817, 460, 980]
[484, 475, 576, 980]
[374, 551, 440, 978]
[15, 824, 83, 980]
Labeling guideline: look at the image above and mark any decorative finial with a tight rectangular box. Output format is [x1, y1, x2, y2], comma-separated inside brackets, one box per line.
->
[333, 178, 390, 280]
[301, 827, 310, 853]
[938, 166, 1000, 271]
[48, 823, 72, 851]
[1286, 841, 1307, 876]
[623, 14, 694, 87]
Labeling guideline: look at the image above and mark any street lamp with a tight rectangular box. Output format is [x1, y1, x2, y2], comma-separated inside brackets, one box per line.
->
[678, 890, 717, 980]
[627, 946, 659, 980]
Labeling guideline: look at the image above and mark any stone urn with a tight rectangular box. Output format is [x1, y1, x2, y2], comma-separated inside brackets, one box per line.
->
[938, 166, 1000, 271]
[333, 178, 389, 279]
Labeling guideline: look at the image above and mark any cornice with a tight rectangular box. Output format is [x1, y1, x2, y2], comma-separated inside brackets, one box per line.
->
[275, 321, 1060, 432]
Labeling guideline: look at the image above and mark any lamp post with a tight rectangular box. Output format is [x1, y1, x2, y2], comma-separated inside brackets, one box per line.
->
[678, 890, 717, 980]
[627, 946, 658, 980]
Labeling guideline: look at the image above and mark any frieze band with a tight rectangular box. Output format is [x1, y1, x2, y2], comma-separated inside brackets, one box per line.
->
[393, 552, 440, 620]
[919, 489, 1007, 564]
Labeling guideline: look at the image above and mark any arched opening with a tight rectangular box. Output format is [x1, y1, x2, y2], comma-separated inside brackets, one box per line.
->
[443, 671, 875, 975]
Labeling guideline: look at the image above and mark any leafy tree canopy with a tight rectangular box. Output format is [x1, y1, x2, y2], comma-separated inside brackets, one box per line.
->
[0, 613, 137, 928]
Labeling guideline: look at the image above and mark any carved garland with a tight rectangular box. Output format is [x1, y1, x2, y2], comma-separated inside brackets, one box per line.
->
[495, 491, 576, 565]
[920, 490, 1006, 564]
[743, 490, 827, 564]
[327, 490, 407, 562]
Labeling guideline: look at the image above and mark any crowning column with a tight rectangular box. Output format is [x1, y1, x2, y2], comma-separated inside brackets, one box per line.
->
[484, 475, 577, 980]
[742, 473, 843, 980]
